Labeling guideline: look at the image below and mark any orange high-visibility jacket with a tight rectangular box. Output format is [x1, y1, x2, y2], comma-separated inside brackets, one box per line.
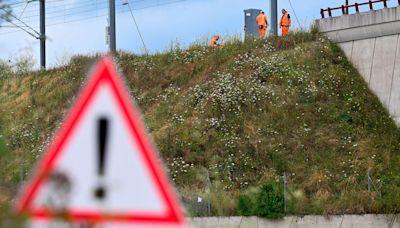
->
[256, 14, 268, 26]
[280, 13, 291, 27]
[210, 37, 218, 47]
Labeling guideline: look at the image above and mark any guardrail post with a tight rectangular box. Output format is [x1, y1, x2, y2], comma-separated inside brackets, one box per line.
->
[398, 0, 400, 6]
[321, 0, 392, 18]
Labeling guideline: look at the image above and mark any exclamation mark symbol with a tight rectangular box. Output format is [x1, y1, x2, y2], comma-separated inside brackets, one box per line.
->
[94, 117, 108, 200]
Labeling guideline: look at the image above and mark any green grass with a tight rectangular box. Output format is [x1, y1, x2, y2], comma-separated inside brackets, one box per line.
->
[1, 30, 400, 220]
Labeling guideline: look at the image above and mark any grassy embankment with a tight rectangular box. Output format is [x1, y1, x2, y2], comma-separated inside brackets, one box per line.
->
[1, 31, 400, 219]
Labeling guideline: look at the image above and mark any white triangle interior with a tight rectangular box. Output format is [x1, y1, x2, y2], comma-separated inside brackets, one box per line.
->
[31, 83, 167, 215]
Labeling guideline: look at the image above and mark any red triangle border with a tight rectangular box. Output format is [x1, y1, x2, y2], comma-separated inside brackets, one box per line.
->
[16, 57, 185, 225]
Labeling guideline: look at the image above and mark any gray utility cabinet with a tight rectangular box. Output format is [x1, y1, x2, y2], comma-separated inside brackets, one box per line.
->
[244, 9, 262, 39]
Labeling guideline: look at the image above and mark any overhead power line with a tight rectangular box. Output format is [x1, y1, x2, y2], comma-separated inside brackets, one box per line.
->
[11, 0, 154, 17]
[0, 0, 191, 36]
[18, 1, 29, 19]
[9, 0, 156, 25]
[1, 12, 109, 33]
[5, 18, 39, 38]
[12, 0, 97, 13]
[0, 9, 121, 35]
[288, 0, 303, 29]
[125, 0, 148, 54]
[18, 0, 109, 21]
[1, 7, 40, 36]
[3, 1, 27, 7]
[0, 24, 28, 27]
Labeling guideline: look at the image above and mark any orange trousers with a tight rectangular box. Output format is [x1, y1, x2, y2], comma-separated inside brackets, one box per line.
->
[258, 28, 266, 39]
[281, 26, 289, 36]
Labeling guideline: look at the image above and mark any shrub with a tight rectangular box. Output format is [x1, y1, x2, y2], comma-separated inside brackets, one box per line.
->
[0, 60, 12, 79]
[256, 182, 285, 219]
[237, 182, 285, 219]
[237, 194, 255, 216]
[14, 53, 35, 74]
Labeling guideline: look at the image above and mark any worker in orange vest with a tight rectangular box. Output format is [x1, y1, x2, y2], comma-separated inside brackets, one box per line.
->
[256, 11, 268, 39]
[210, 35, 222, 48]
[279, 9, 291, 36]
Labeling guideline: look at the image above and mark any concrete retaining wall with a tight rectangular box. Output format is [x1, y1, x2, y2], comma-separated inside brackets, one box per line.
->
[188, 214, 400, 228]
[316, 7, 400, 125]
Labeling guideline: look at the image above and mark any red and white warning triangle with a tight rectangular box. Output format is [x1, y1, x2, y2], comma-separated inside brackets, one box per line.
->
[16, 57, 186, 227]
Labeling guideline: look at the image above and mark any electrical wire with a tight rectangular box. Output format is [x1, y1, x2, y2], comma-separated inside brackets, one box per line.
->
[3, 1, 26, 7]
[126, 0, 148, 54]
[4, 0, 63, 7]
[9, 0, 102, 22]
[1, 7, 40, 35]
[0, 0, 191, 36]
[14, 0, 182, 19]
[12, 0, 146, 17]
[5, 18, 39, 38]
[288, 0, 303, 30]
[18, 1, 28, 18]
[19, 1, 109, 21]
[13, 0, 187, 25]
[134, 0, 189, 11]
[12, 0, 139, 24]
[0, 7, 128, 35]
[0, 24, 20, 27]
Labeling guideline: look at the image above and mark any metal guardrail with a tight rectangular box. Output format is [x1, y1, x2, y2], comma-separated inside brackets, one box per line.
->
[320, 0, 399, 18]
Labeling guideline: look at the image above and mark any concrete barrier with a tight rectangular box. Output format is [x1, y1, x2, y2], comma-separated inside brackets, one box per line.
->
[188, 214, 400, 228]
[316, 6, 400, 125]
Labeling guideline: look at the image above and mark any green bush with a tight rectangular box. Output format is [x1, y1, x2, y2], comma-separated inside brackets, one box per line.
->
[257, 182, 285, 219]
[237, 182, 285, 219]
[0, 60, 12, 79]
[237, 194, 255, 216]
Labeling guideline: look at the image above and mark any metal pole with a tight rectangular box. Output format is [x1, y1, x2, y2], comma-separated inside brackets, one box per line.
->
[207, 170, 211, 216]
[109, 0, 116, 53]
[269, 0, 277, 36]
[283, 173, 287, 212]
[20, 154, 23, 187]
[40, 0, 45, 69]
[345, 0, 349, 14]
[368, 170, 371, 212]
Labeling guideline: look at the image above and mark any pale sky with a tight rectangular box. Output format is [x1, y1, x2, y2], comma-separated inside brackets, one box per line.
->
[0, 0, 398, 67]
